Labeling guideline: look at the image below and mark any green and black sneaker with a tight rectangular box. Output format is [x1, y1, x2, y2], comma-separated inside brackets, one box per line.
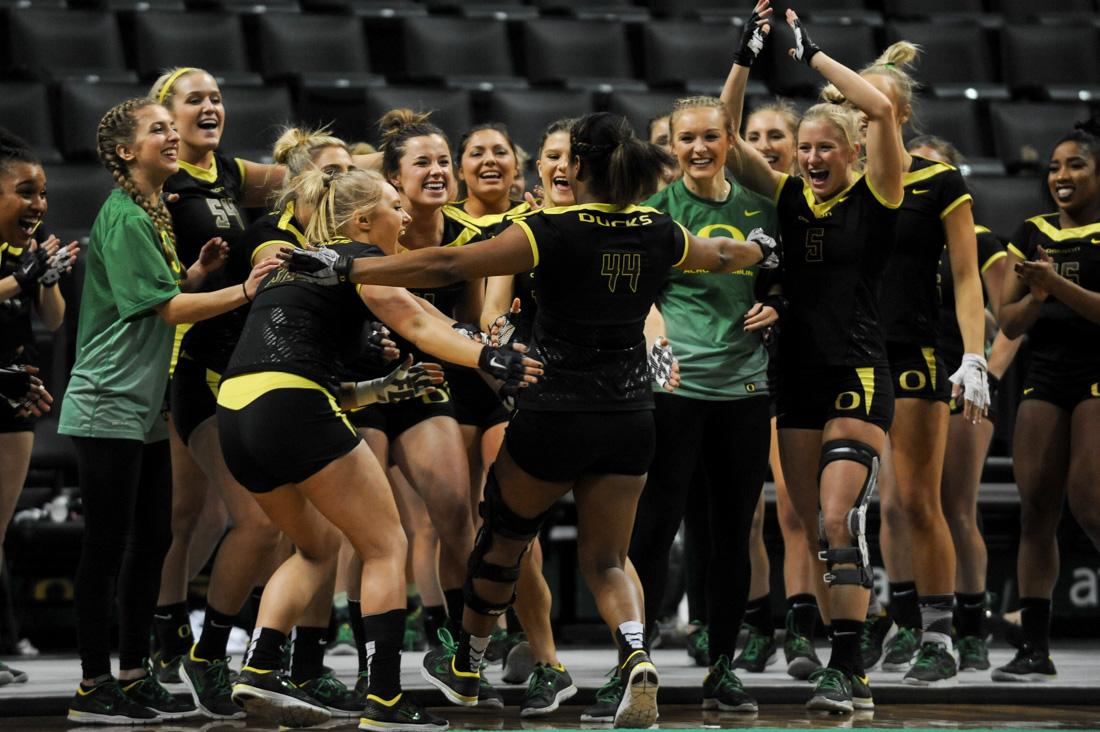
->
[151, 649, 182, 685]
[231, 666, 331, 728]
[501, 633, 535, 684]
[806, 667, 854, 714]
[520, 663, 577, 717]
[483, 627, 509, 663]
[419, 629, 479, 707]
[329, 622, 358, 656]
[957, 635, 991, 671]
[859, 612, 895, 671]
[579, 667, 623, 723]
[68, 677, 161, 725]
[732, 626, 778, 673]
[783, 612, 822, 680]
[354, 670, 371, 700]
[903, 642, 958, 686]
[685, 623, 710, 667]
[180, 647, 245, 719]
[298, 669, 364, 717]
[120, 664, 197, 721]
[359, 692, 449, 731]
[614, 649, 660, 729]
[702, 655, 757, 712]
[881, 625, 921, 671]
[991, 644, 1057, 682]
[849, 672, 874, 710]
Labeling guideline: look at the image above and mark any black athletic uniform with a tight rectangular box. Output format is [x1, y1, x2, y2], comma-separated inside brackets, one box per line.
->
[879, 155, 973, 404]
[0, 241, 37, 432]
[772, 173, 899, 431]
[165, 152, 251, 443]
[939, 225, 1006, 418]
[503, 203, 689, 482]
[217, 238, 386, 493]
[1010, 214, 1100, 411]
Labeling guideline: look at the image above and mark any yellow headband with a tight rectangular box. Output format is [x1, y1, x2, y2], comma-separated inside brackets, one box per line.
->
[157, 67, 196, 104]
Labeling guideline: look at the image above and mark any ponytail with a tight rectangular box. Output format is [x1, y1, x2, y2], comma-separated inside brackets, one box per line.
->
[571, 112, 673, 208]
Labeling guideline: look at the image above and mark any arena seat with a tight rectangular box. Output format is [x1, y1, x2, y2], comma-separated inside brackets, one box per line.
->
[526, 0, 646, 21]
[909, 97, 989, 160]
[400, 17, 520, 88]
[40, 164, 115, 245]
[7, 9, 134, 82]
[1001, 24, 1100, 100]
[55, 80, 148, 160]
[765, 22, 876, 96]
[131, 11, 252, 79]
[485, 88, 595, 158]
[990, 101, 1092, 171]
[217, 84, 296, 163]
[257, 13, 380, 88]
[965, 174, 1052, 240]
[521, 18, 636, 89]
[605, 90, 684, 142]
[643, 21, 741, 89]
[298, 0, 425, 16]
[883, 0, 985, 18]
[0, 82, 61, 163]
[885, 22, 999, 89]
[365, 86, 474, 148]
[995, 0, 1097, 23]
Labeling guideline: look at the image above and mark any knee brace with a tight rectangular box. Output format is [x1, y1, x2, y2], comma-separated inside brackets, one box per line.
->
[463, 466, 549, 616]
[816, 439, 879, 589]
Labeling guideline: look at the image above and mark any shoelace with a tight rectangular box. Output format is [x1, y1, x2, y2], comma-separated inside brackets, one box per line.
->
[526, 665, 556, 696]
[436, 628, 459, 656]
[740, 632, 770, 662]
[594, 668, 623, 702]
[207, 657, 233, 691]
[808, 667, 846, 691]
[911, 643, 944, 670]
[127, 675, 173, 704]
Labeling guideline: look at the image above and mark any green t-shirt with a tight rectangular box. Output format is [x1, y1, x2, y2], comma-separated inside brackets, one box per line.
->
[645, 177, 777, 400]
[59, 189, 184, 442]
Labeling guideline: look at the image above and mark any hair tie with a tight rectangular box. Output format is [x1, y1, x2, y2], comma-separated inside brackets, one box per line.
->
[883, 62, 896, 69]
[157, 67, 196, 104]
[573, 141, 615, 156]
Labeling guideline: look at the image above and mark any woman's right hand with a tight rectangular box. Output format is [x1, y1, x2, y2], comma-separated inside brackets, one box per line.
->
[786, 8, 822, 65]
[478, 342, 543, 393]
[244, 258, 281, 301]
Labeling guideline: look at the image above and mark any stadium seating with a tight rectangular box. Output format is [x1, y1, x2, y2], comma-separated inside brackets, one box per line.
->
[910, 97, 989, 160]
[642, 21, 742, 90]
[364, 87, 474, 147]
[765, 22, 877, 96]
[990, 101, 1092, 171]
[40, 164, 115, 245]
[400, 17, 519, 87]
[218, 85, 296, 162]
[966, 174, 1052, 240]
[6, 8, 134, 82]
[55, 80, 148, 160]
[0, 82, 61, 163]
[1001, 24, 1100, 100]
[606, 90, 684, 141]
[885, 22, 1000, 90]
[521, 18, 636, 88]
[486, 88, 595, 156]
[131, 11, 252, 80]
[257, 13, 380, 88]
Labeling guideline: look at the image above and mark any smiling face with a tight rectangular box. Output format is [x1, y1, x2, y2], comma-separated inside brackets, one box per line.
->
[537, 130, 574, 207]
[119, 104, 181, 189]
[1048, 139, 1100, 218]
[0, 162, 47, 248]
[671, 107, 731, 186]
[166, 71, 224, 158]
[367, 182, 412, 254]
[798, 118, 858, 201]
[390, 134, 452, 209]
[459, 128, 516, 206]
[746, 109, 796, 174]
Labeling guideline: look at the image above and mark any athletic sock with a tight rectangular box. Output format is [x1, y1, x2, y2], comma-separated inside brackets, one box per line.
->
[919, 594, 955, 648]
[827, 618, 863, 676]
[889, 581, 921, 629]
[454, 628, 490, 674]
[290, 626, 327, 685]
[744, 594, 775, 636]
[246, 585, 265, 633]
[244, 627, 287, 671]
[1019, 597, 1051, 653]
[153, 602, 192, 659]
[193, 605, 237, 661]
[614, 620, 647, 666]
[955, 592, 986, 639]
[349, 600, 368, 674]
[788, 594, 819, 638]
[443, 588, 465, 635]
[363, 610, 405, 699]
[424, 605, 447, 647]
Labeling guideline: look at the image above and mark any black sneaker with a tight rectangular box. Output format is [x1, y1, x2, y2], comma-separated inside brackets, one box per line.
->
[903, 642, 958, 686]
[614, 650, 660, 729]
[0, 659, 27, 684]
[359, 692, 449, 731]
[520, 663, 577, 717]
[180, 648, 245, 719]
[732, 627, 777, 673]
[702, 655, 757, 712]
[807, 667, 853, 714]
[297, 669, 364, 717]
[231, 666, 332, 728]
[477, 673, 504, 711]
[881, 625, 920, 671]
[579, 667, 622, 723]
[685, 624, 710, 667]
[957, 635, 991, 672]
[991, 644, 1057, 682]
[783, 612, 822, 680]
[849, 672, 874, 710]
[354, 670, 370, 700]
[419, 630, 479, 707]
[68, 678, 161, 725]
[483, 627, 509, 663]
[121, 666, 197, 721]
[501, 633, 535, 684]
[859, 612, 895, 671]
[151, 650, 182, 685]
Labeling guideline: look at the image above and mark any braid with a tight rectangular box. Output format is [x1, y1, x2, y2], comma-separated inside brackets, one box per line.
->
[97, 97, 179, 256]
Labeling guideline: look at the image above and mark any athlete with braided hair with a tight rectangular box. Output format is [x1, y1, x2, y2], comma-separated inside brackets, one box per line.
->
[59, 97, 275, 725]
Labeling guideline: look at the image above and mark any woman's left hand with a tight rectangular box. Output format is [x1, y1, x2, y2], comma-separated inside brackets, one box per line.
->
[195, 237, 229, 276]
[1015, 246, 1057, 301]
[743, 301, 778, 331]
[244, 257, 281, 300]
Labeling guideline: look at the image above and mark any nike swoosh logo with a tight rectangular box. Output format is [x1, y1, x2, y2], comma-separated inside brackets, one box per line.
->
[489, 357, 505, 370]
[912, 188, 930, 195]
[744, 210, 761, 217]
[1090, 238, 1100, 244]
[1023, 387, 1034, 395]
[153, 614, 172, 621]
[210, 621, 233, 629]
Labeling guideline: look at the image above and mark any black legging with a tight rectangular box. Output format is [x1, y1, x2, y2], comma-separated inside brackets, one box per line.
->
[73, 437, 172, 679]
[629, 393, 771, 661]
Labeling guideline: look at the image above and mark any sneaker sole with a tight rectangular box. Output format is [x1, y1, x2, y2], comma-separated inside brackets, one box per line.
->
[67, 709, 161, 725]
[787, 656, 822, 681]
[702, 697, 758, 713]
[502, 641, 536, 685]
[418, 667, 478, 707]
[991, 670, 1057, 682]
[323, 704, 365, 718]
[806, 695, 854, 714]
[960, 663, 992, 672]
[520, 683, 578, 717]
[614, 662, 659, 729]
[327, 644, 359, 656]
[359, 715, 450, 731]
[853, 697, 875, 711]
[476, 693, 504, 710]
[902, 673, 958, 687]
[734, 649, 779, 674]
[180, 664, 246, 720]
[881, 657, 917, 672]
[580, 711, 614, 723]
[231, 683, 332, 727]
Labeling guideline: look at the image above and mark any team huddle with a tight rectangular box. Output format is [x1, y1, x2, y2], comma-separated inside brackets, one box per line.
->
[1, 0, 1099, 729]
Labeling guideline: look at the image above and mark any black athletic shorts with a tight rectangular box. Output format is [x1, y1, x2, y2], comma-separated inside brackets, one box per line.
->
[1020, 360, 1100, 412]
[948, 372, 1000, 423]
[217, 372, 361, 494]
[887, 342, 950, 403]
[445, 366, 511, 429]
[0, 400, 34, 433]
[346, 380, 456, 438]
[170, 355, 219, 445]
[776, 364, 894, 431]
[505, 408, 655, 483]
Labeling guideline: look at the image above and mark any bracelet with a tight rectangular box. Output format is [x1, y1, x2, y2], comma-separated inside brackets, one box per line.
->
[241, 281, 252, 303]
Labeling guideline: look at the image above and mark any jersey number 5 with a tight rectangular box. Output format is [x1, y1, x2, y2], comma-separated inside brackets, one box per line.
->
[805, 228, 825, 263]
[602, 252, 641, 293]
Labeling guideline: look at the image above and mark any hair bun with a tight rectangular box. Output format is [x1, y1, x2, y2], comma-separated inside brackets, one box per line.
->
[378, 108, 433, 148]
[1074, 114, 1100, 138]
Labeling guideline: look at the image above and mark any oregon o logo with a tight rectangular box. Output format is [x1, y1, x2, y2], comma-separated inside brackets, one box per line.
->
[899, 370, 927, 392]
[835, 391, 862, 411]
[698, 223, 746, 241]
[1091, 383, 1100, 397]
[746, 382, 757, 393]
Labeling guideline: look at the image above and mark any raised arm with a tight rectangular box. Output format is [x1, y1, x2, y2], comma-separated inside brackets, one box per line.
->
[721, 0, 773, 136]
